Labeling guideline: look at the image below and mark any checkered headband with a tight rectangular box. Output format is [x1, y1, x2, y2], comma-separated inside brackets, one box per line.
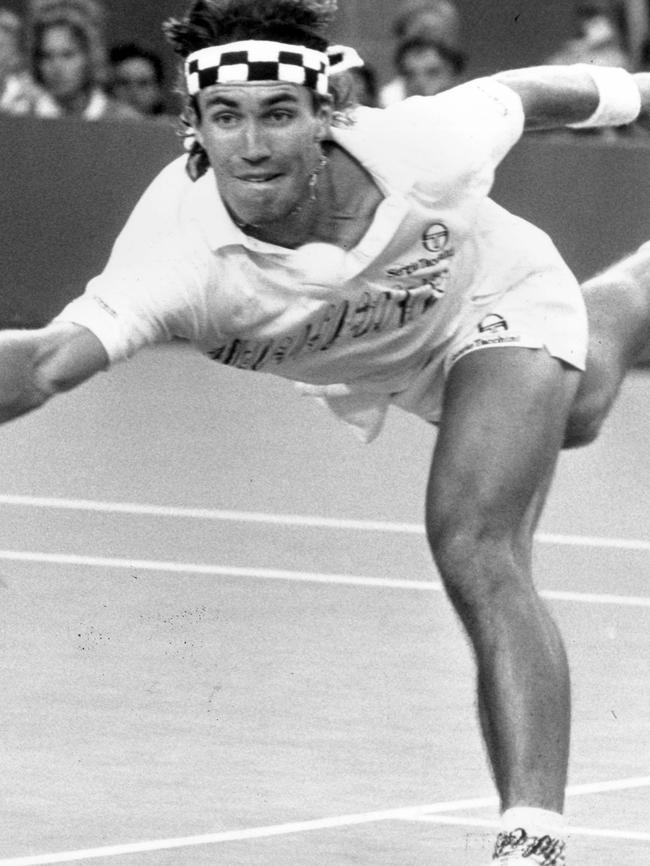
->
[185, 40, 363, 96]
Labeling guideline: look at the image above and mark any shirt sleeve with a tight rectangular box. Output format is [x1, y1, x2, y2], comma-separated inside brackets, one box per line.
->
[52, 156, 215, 363]
[104, 155, 192, 270]
[53, 231, 213, 363]
[385, 77, 525, 176]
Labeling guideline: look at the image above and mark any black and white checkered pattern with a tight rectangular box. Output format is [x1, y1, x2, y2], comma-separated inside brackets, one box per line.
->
[186, 40, 330, 96]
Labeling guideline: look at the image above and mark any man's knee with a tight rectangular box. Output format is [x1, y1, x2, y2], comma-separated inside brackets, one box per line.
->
[570, 239, 650, 446]
[426, 517, 528, 619]
[563, 396, 605, 448]
[563, 356, 621, 448]
[581, 242, 650, 380]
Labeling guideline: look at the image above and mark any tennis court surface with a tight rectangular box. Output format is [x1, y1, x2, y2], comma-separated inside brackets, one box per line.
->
[1, 344, 648, 865]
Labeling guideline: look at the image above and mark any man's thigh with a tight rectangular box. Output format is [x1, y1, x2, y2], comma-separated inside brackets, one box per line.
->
[426, 347, 581, 541]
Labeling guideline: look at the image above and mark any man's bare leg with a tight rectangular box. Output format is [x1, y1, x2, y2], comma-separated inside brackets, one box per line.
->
[426, 347, 582, 863]
[426, 348, 580, 809]
[566, 241, 650, 446]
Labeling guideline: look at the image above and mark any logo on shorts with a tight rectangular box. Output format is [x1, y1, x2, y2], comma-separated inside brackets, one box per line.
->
[422, 222, 449, 253]
[479, 314, 508, 334]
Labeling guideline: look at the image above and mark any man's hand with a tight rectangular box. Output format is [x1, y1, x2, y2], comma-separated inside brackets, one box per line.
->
[0, 323, 108, 424]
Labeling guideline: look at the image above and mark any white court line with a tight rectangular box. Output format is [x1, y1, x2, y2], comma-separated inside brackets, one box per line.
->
[0, 777, 648, 865]
[0, 494, 649, 553]
[0, 550, 649, 607]
[0, 797, 499, 866]
[409, 775, 650, 840]
[0, 550, 440, 591]
[567, 776, 650, 796]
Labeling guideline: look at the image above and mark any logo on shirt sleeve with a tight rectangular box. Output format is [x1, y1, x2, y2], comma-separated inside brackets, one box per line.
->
[387, 222, 454, 286]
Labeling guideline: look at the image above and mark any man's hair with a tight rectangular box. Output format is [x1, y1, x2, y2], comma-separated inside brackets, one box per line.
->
[167, 3, 355, 113]
[165, 0, 343, 111]
[164, 0, 335, 58]
[162, 0, 358, 180]
[395, 34, 466, 76]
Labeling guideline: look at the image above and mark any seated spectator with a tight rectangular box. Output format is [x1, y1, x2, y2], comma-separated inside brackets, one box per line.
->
[28, 0, 140, 119]
[623, 0, 649, 68]
[109, 41, 174, 119]
[394, 34, 465, 99]
[379, 0, 464, 106]
[0, 7, 55, 115]
[545, 1, 633, 69]
[392, 0, 462, 45]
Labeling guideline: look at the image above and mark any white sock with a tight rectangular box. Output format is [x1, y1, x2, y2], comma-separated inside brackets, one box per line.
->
[500, 807, 565, 836]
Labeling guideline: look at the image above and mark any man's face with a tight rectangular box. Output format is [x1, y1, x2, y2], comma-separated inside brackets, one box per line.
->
[38, 25, 90, 100]
[401, 46, 457, 98]
[194, 82, 330, 227]
[113, 57, 161, 115]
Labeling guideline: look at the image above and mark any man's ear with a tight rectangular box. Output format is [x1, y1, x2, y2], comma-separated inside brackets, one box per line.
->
[188, 106, 204, 146]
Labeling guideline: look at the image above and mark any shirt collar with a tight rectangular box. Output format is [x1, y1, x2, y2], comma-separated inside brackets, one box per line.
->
[190, 168, 295, 255]
[191, 169, 243, 250]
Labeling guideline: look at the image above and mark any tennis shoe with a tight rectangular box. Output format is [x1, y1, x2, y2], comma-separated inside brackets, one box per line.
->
[491, 828, 565, 865]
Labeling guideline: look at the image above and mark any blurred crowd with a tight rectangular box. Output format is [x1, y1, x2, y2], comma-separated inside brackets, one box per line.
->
[0, 0, 649, 137]
[0, 0, 176, 121]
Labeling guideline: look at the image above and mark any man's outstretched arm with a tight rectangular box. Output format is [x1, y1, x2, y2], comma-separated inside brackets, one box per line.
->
[493, 66, 650, 130]
[0, 323, 108, 424]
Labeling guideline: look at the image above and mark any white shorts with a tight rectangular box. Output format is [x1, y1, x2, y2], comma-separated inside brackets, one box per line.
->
[391, 262, 589, 427]
[305, 262, 588, 442]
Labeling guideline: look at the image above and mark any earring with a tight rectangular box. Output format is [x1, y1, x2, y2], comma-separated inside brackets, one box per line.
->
[308, 153, 328, 202]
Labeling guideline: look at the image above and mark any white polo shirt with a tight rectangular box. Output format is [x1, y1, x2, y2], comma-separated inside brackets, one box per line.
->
[56, 78, 586, 440]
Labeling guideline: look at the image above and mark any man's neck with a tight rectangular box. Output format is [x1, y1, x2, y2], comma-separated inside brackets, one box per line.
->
[234, 143, 384, 251]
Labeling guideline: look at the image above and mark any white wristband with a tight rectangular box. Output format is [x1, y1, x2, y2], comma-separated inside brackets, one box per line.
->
[568, 64, 641, 128]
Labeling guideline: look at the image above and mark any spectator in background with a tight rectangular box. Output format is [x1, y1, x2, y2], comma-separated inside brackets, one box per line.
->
[624, 0, 649, 68]
[394, 34, 465, 99]
[392, 0, 462, 46]
[28, 0, 140, 120]
[109, 41, 175, 119]
[379, 0, 464, 106]
[545, 1, 633, 69]
[0, 7, 55, 115]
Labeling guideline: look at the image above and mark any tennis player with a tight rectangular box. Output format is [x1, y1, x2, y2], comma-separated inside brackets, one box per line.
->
[1, 1, 649, 863]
